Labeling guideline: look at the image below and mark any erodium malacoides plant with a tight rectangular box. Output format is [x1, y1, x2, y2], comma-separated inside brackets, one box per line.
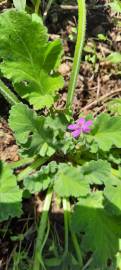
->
[1, 1, 121, 270]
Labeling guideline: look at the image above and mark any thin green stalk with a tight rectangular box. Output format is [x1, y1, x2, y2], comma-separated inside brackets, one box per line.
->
[43, 0, 54, 22]
[67, 199, 83, 268]
[33, 187, 53, 270]
[8, 157, 34, 169]
[66, 0, 86, 110]
[62, 198, 69, 258]
[17, 156, 49, 181]
[0, 79, 19, 105]
[35, 0, 41, 14]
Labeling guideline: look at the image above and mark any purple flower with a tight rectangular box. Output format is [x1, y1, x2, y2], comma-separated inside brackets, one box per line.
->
[68, 118, 93, 138]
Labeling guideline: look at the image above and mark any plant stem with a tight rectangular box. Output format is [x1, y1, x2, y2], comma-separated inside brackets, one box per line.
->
[43, 0, 54, 22]
[8, 157, 34, 169]
[62, 198, 69, 258]
[33, 187, 53, 270]
[35, 0, 41, 14]
[66, 0, 86, 110]
[17, 156, 49, 181]
[0, 79, 19, 105]
[67, 199, 83, 268]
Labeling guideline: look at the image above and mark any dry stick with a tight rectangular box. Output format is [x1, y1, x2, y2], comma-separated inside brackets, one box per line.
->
[82, 88, 121, 111]
[60, 5, 78, 10]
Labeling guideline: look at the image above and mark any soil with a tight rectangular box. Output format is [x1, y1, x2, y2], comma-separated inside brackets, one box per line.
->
[0, 0, 121, 268]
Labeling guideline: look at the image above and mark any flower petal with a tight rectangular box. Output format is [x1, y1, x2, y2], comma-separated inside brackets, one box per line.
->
[72, 128, 81, 138]
[77, 118, 85, 125]
[82, 120, 93, 133]
[68, 124, 78, 130]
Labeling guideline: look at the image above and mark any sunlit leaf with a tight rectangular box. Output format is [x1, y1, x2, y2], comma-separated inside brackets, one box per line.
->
[0, 10, 64, 109]
[54, 164, 89, 197]
[9, 103, 67, 157]
[0, 162, 22, 221]
[13, 0, 26, 10]
[24, 161, 57, 193]
[87, 113, 121, 152]
[80, 159, 120, 186]
[71, 192, 121, 267]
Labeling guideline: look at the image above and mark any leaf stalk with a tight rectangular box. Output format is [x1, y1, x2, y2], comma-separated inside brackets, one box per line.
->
[33, 187, 53, 270]
[35, 0, 41, 14]
[67, 199, 83, 268]
[0, 79, 19, 105]
[62, 198, 69, 258]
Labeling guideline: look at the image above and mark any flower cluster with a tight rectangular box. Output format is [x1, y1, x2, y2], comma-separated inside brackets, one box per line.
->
[68, 118, 93, 138]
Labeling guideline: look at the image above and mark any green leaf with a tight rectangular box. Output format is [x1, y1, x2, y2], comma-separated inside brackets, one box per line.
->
[88, 113, 121, 152]
[54, 164, 89, 198]
[106, 52, 121, 64]
[80, 159, 119, 186]
[24, 171, 50, 193]
[14, 71, 64, 110]
[0, 10, 64, 109]
[104, 185, 121, 216]
[116, 252, 121, 269]
[13, 0, 26, 10]
[0, 162, 22, 221]
[108, 149, 121, 165]
[9, 103, 67, 157]
[71, 192, 121, 268]
[109, 0, 121, 12]
[24, 161, 57, 193]
[107, 98, 121, 115]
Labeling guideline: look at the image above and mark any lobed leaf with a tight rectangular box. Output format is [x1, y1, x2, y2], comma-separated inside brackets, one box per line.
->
[71, 192, 121, 268]
[0, 10, 64, 109]
[80, 159, 120, 186]
[54, 164, 89, 198]
[104, 185, 121, 216]
[24, 161, 57, 193]
[87, 113, 121, 152]
[0, 162, 22, 221]
[9, 103, 67, 157]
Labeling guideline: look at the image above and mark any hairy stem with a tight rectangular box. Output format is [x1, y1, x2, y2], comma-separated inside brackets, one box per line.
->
[9, 157, 34, 169]
[17, 156, 49, 181]
[62, 198, 69, 258]
[43, 0, 54, 22]
[66, 0, 86, 110]
[33, 187, 53, 270]
[67, 199, 83, 268]
[0, 79, 19, 105]
[35, 0, 41, 14]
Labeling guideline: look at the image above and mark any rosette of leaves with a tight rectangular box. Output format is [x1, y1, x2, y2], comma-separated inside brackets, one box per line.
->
[9, 103, 68, 157]
[0, 10, 64, 109]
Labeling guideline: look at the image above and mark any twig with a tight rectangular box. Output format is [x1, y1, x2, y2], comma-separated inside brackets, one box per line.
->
[82, 88, 121, 111]
[93, 105, 106, 117]
[96, 76, 101, 100]
[60, 5, 78, 10]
